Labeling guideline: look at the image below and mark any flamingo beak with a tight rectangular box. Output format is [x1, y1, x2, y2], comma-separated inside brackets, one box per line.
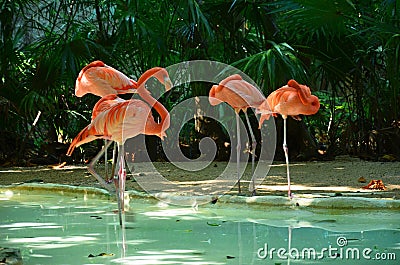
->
[164, 76, 173, 91]
[159, 131, 167, 140]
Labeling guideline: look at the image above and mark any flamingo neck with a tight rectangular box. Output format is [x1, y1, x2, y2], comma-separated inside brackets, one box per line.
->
[137, 88, 169, 137]
[137, 67, 163, 87]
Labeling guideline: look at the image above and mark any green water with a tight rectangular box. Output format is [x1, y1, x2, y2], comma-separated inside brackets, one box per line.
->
[0, 189, 399, 264]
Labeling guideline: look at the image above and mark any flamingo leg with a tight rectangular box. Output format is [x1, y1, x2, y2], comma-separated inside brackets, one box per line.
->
[88, 140, 115, 193]
[236, 113, 241, 194]
[283, 116, 292, 199]
[244, 111, 256, 195]
[110, 142, 118, 182]
[105, 140, 109, 180]
[115, 144, 126, 227]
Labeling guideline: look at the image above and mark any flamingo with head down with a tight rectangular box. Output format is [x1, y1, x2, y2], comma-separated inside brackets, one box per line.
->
[75, 60, 172, 97]
[209, 74, 266, 194]
[75, 61, 172, 180]
[67, 87, 170, 226]
[257, 79, 320, 198]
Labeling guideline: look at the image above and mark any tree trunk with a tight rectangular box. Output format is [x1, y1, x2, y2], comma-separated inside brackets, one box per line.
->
[196, 116, 230, 161]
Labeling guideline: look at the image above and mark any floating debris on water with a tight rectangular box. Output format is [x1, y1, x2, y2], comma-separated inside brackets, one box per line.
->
[88, 252, 114, 258]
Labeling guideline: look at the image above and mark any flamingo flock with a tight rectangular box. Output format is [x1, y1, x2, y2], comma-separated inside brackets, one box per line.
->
[67, 61, 171, 225]
[67, 60, 320, 225]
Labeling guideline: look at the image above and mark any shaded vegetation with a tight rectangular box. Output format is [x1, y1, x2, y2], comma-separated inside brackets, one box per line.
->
[0, 0, 399, 165]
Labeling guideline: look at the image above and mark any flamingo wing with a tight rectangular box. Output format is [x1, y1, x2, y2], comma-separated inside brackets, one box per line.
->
[218, 74, 243, 86]
[267, 87, 301, 117]
[66, 121, 111, 156]
[209, 75, 243, 106]
[91, 95, 125, 120]
[67, 99, 153, 155]
[266, 82, 320, 117]
[209, 77, 265, 111]
[226, 79, 265, 109]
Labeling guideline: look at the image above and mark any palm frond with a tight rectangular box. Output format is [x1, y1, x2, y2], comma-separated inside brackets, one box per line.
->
[233, 41, 306, 92]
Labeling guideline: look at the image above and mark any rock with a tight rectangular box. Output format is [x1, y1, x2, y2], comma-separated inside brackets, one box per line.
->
[0, 247, 23, 265]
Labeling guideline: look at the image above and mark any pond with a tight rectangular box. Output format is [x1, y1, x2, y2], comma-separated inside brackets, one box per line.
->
[0, 186, 399, 265]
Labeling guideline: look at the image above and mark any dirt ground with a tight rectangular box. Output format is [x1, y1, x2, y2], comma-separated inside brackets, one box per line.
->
[0, 155, 399, 199]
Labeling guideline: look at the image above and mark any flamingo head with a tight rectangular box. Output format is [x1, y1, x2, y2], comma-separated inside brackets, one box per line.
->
[155, 68, 173, 91]
[163, 76, 173, 91]
[158, 112, 171, 141]
[208, 85, 223, 106]
[138, 67, 173, 91]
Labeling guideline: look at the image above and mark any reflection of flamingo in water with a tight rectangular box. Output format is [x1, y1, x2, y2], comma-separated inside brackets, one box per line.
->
[258, 80, 320, 198]
[67, 88, 170, 226]
[209, 74, 265, 194]
[74, 61, 172, 179]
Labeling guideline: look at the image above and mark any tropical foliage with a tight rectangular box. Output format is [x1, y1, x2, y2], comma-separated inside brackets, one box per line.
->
[1, 0, 399, 164]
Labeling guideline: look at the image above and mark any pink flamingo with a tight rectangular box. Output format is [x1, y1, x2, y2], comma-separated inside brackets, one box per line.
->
[75, 60, 172, 97]
[209, 74, 266, 194]
[67, 88, 170, 225]
[258, 79, 320, 198]
[75, 61, 172, 179]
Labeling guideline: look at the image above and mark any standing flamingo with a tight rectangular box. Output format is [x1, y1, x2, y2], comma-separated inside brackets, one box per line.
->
[209, 74, 265, 194]
[75, 61, 172, 179]
[67, 88, 170, 225]
[75, 60, 137, 97]
[257, 79, 320, 198]
[75, 60, 173, 97]
[90, 94, 127, 181]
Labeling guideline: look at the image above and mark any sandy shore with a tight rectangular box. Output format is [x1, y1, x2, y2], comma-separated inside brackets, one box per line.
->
[1, 156, 399, 200]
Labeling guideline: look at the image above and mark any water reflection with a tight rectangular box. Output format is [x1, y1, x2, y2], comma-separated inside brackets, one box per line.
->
[0, 192, 399, 264]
